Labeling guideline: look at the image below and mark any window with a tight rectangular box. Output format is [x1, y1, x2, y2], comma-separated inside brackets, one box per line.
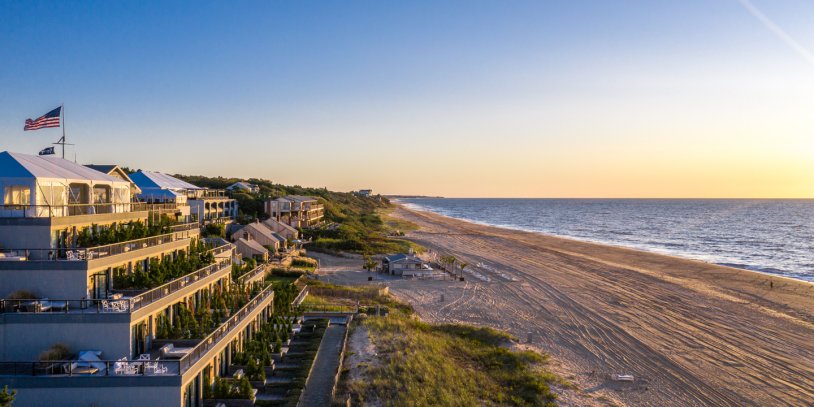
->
[3, 185, 30, 206]
[93, 185, 111, 203]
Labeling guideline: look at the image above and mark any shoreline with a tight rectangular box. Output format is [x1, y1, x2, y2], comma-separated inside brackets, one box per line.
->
[397, 199, 814, 284]
[386, 203, 814, 406]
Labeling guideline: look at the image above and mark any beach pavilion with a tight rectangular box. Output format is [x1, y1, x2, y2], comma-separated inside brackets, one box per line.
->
[0, 151, 132, 218]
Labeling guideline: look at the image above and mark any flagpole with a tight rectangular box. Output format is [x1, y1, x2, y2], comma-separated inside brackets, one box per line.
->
[61, 104, 66, 159]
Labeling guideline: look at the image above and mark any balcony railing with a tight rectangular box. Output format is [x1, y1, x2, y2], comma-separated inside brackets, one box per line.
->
[132, 202, 180, 212]
[187, 189, 229, 200]
[0, 298, 137, 314]
[119, 257, 233, 312]
[0, 202, 183, 219]
[0, 223, 200, 262]
[179, 283, 274, 372]
[293, 285, 309, 306]
[0, 245, 233, 315]
[235, 264, 267, 286]
[0, 359, 180, 377]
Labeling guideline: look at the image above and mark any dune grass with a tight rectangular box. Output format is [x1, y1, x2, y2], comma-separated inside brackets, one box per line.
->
[306, 279, 560, 406]
[349, 314, 559, 407]
[379, 208, 420, 233]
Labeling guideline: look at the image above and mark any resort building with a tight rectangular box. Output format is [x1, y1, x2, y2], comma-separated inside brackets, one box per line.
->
[225, 182, 259, 194]
[264, 195, 324, 228]
[355, 189, 372, 197]
[130, 171, 237, 226]
[0, 152, 275, 407]
[381, 254, 433, 277]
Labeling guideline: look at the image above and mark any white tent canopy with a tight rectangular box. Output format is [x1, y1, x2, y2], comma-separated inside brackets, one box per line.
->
[130, 170, 200, 203]
[0, 151, 132, 217]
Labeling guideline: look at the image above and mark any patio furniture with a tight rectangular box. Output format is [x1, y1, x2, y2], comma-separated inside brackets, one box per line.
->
[160, 343, 193, 359]
[45, 300, 68, 312]
[145, 361, 169, 375]
[102, 299, 130, 313]
[113, 357, 139, 375]
[72, 350, 106, 375]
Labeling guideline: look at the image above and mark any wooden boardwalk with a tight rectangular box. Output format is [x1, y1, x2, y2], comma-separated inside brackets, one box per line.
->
[298, 324, 347, 407]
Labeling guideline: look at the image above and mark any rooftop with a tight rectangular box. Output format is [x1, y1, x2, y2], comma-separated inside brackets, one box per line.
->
[384, 253, 423, 263]
[130, 171, 201, 192]
[0, 151, 123, 183]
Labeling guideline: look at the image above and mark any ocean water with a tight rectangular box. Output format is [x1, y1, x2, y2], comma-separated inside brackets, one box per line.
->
[399, 198, 814, 282]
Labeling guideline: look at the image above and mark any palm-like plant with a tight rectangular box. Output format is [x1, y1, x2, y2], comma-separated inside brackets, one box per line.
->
[363, 254, 377, 273]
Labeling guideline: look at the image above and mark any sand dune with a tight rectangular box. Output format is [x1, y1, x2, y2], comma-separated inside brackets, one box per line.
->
[386, 205, 814, 406]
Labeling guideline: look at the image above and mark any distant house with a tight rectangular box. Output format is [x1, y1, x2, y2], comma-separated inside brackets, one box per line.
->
[231, 221, 283, 253]
[226, 182, 259, 194]
[264, 195, 325, 228]
[382, 254, 431, 277]
[356, 189, 373, 197]
[262, 218, 299, 240]
[234, 236, 269, 262]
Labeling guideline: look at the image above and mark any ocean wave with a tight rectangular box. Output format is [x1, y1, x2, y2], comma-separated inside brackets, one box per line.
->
[399, 198, 814, 282]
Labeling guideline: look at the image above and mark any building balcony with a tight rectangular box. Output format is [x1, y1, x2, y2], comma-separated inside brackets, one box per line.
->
[178, 283, 274, 376]
[0, 222, 200, 264]
[0, 246, 233, 318]
[187, 189, 230, 200]
[0, 282, 275, 379]
[234, 264, 267, 286]
[0, 202, 183, 219]
[119, 254, 233, 319]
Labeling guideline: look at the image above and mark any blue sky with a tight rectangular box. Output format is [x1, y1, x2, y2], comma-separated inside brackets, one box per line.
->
[1, 1, 813, 197]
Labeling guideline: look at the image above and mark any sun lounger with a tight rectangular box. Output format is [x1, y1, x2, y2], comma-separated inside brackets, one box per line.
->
[160, 343, 193, 358]
[71, 350, 106, 375]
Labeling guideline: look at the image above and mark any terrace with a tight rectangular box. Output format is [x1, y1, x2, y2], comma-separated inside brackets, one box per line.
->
[0, 222, 200, 262]
[0, 281, 281, 379]
[0, 244, 233, 315]
[178, 283, 274, 372]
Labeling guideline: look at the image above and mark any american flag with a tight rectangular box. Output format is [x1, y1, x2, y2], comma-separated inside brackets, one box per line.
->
[24, 106, 61, 131]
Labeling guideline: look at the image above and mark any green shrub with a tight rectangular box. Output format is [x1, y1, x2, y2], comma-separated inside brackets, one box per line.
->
[38, 343, 70, 361]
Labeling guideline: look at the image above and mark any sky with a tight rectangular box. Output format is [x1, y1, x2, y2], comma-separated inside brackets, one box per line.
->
[1, 0, 813, 198]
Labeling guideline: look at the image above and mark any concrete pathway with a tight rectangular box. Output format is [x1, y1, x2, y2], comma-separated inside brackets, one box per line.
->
[298, 324, 347, 407]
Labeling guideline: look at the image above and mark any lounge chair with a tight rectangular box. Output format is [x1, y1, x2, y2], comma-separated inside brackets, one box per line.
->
[72, 350, 106, 375]
[160, 343, 193, 359]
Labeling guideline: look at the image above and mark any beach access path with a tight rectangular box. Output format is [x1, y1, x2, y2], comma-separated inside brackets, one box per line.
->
[299, 323, 347, 407]
[318, 205, 814, 407]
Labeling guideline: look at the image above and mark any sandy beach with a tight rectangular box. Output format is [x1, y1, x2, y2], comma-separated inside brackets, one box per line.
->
[319, 204, 814, 406]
